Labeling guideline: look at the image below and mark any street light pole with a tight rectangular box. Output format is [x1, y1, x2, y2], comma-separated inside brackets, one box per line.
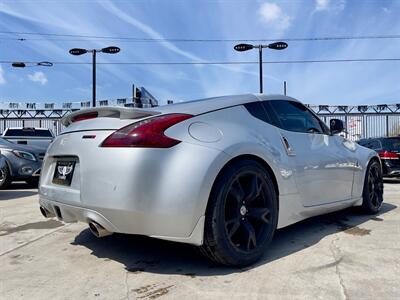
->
[258, 46, 263, 94]
[92, 50, 96, 108]
[69, 46, 120, 107]
[234, 42, 288, 94]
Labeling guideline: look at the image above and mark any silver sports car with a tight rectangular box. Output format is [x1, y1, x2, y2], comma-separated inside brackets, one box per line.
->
[39, 94, 383, 266]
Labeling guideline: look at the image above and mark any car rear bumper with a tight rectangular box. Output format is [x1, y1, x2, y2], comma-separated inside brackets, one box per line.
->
[385, 169, 400, 177]
[39, 196, 206, 245]
[38, 132, 231, 245]
[382, 161, 400, 177]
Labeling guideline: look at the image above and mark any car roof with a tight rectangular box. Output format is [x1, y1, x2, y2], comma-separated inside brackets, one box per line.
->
[5, 127, 51, 130]
[152, 93, 301, 115]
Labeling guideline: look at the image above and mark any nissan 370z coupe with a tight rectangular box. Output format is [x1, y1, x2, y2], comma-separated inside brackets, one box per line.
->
[39, 94, 383, 266]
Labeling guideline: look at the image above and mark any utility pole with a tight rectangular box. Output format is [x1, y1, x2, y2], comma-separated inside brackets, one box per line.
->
[284, 81, 287, 96]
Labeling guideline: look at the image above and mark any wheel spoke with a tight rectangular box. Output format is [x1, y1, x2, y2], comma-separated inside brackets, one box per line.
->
[369, 189, 375, 200]
[229, 179, 245, 204]
[242, 220, 257, 250]
[244, 175, 263, 203]
[225, 218, 241, 238]
[247, 207, 270, 223]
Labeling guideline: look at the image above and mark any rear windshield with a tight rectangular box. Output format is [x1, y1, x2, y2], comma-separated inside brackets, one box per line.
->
[4, 129, 53, 137]
[383, 138, 400, 152]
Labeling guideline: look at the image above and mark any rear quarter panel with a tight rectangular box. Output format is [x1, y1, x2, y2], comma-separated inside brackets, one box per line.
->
[352, 143, 381, 198]
[166, 105, 302, 228]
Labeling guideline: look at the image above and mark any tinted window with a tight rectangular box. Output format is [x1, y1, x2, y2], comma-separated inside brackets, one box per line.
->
[369, 140, 381, 150]
[244, 102, 271, 124]
[4, 129, 53, 137]
[383, 138, 400, 152]
[359, 139, 382, 150]
[266, 100, 324, 134]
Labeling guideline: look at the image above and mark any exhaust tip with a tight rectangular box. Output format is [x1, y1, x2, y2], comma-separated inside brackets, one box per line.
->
[88, 221, 113, 238]
[40, 206, 55, 218]
[88, 222, 100, 237]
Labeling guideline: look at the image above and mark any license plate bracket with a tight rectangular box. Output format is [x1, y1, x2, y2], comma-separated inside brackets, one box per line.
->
[53, 161, 75, 186]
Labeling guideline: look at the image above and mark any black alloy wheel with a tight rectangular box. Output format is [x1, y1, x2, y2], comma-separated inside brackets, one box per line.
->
[224, 170, 273, 252]
[200, 159, 278, 266]
[0, 164, 11, 189]
[362, 160, 384, 214]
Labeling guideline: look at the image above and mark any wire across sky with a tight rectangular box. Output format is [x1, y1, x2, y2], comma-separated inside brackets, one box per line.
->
[2, 58, 400, 65]
[2, 30, 400, 43]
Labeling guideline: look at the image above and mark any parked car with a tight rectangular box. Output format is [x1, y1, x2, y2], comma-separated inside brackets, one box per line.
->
[2, 127, 54, 149]
[0, 153, 6, 183]
[0, 137, 45, 188]
[39, 94, 383, 266]
[357, 137, 400, 177]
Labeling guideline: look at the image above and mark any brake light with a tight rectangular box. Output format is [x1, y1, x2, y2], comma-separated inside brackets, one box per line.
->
[100, 113, 193, 148]
[72, 111, 98, 122]
[378, 150, 399, 160]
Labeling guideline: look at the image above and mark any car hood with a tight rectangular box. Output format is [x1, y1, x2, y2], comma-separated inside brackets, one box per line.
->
[0, 143, 46, 154]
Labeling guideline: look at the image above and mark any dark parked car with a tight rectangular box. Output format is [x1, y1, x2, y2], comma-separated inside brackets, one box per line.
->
[357, 137, 400, 177]
[0, 138, 45, 188]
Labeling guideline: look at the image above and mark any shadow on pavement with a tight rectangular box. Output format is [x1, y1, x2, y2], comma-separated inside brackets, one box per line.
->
[71, 202, 396, 276]
[384, 178, 400, 184]
[0, 182, 38, 200]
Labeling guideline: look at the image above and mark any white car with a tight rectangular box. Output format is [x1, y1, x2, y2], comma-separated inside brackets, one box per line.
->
[2, 127, 54, 149]
[39, 94, 383, 266]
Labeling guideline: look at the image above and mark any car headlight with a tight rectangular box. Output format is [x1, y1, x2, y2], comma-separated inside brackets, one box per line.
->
[12, 150, 37, 161]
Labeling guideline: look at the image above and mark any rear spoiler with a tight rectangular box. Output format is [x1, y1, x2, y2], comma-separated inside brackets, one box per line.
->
[61, 107, 161, 127]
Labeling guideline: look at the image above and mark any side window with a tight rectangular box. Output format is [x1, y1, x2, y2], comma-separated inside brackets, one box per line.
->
[369, 140, 381, 150]
[244, 102, 272, 124]
[264, 100, 325, 134]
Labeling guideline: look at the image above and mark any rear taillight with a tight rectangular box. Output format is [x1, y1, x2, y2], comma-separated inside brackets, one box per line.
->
[378, 150, 399, 160]
[100, 113, 193, 148]
[72, 111, 98, 123]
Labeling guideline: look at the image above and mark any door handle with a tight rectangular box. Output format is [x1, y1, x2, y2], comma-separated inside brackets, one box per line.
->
[282, 136, 296, 156]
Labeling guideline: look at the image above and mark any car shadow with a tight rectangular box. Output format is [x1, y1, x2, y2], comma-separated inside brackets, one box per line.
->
[0, 182, 37, 200]
[384, 178, 400, 184]
[71, 202, 396, 276]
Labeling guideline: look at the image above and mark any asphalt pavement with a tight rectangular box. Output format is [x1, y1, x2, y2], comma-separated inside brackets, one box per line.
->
[1, 180, 399, 300]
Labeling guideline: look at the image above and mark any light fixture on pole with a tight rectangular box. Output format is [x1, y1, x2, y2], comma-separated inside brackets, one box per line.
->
[69, 46, 120, 107]
[234, 42, 288, 93]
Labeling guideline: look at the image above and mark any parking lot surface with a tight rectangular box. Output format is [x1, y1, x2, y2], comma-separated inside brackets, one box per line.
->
[1, 181, 399, 300]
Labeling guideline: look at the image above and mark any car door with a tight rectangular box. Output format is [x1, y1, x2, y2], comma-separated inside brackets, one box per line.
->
[263, 100, 355, 207]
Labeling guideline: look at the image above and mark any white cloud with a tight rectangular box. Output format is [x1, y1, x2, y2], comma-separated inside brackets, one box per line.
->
[28, 71, 48, 85]
[0, 65, 5, 84]
[315, 0, 346, 12]
[315, 0, 330, 11]
[259, 2, 291, 33]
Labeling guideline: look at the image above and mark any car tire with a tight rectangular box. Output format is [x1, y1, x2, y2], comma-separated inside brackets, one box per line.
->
[0, 164, 11, 189]
[200, 159, 278, 266]
[25, 178, 39, 187]
[361, 159, 384, 214]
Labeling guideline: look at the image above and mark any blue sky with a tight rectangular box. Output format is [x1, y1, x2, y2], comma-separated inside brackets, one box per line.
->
[0, 0, 400, 105]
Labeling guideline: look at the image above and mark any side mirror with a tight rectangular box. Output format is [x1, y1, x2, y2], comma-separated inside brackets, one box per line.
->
[330, 119, 344, 135]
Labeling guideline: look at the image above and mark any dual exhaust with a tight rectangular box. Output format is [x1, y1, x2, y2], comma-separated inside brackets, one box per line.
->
[39, 206, 113, 238]
[88, 221, 113, 238]
[40, 206, 55, 218]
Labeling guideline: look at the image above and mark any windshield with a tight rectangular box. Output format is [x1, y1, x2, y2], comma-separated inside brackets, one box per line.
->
[4, 128, 53, 137]
[383, 138, 400, 152]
